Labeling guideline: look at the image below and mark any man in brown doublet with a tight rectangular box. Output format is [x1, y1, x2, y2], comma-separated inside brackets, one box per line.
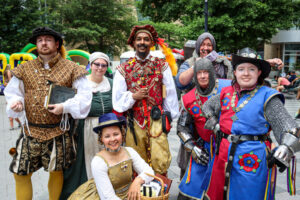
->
[4, 27, 92, 200]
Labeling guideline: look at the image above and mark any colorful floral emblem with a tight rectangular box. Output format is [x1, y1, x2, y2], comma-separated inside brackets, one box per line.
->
[222, 97, 230, 107]
[238, 151, 261, 173]
[191, 105, 200, 114]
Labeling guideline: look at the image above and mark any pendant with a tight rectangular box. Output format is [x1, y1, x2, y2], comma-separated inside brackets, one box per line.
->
[231, 114, 239, 122]
[120, 162, 128, 172]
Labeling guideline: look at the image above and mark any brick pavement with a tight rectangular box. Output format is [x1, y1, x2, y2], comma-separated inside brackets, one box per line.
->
[1, 95, 300, 200]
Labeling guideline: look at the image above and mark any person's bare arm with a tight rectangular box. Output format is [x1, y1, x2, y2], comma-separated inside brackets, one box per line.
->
[266, 58, 284, 70]
[291, 77, 300, 85]
[7, 70, 12, 81]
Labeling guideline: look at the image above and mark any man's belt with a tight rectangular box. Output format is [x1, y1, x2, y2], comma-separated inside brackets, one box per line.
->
[227, 134, 268, 143]
[223, 133, 268, 200]
[28, 122, 60, 128]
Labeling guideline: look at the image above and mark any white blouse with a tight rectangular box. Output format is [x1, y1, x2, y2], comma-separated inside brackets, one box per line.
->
[87, 75, 111, 93]
[91, 147, 154, 200]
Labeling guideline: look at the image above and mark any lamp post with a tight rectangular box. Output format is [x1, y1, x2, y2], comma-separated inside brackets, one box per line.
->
[204, 0, 208, 32]
[45, 0, 47, 24]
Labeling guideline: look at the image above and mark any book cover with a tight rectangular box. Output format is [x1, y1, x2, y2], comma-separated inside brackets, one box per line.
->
[45, 84, 76, 109]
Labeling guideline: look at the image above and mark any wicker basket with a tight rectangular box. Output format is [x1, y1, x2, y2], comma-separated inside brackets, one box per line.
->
[141, 173, 170, 200]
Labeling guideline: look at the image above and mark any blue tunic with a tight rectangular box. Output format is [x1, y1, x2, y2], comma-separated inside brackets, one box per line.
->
[179, 79, 231, 199]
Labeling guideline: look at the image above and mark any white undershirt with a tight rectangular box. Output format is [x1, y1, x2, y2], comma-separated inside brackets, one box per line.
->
[91, 147, 154, 200]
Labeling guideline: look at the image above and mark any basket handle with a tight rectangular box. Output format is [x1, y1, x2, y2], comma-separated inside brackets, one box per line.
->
[145, 173, 165, 199]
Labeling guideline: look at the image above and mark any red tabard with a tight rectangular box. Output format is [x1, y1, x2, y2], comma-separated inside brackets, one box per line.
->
[117, 56, 167, 128]
[182, 87, 214, 142]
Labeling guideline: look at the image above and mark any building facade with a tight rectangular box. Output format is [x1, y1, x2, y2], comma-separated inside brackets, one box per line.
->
[264, 28, 300, 73]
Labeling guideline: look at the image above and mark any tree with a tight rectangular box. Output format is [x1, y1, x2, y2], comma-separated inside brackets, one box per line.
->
[0, 0, 44, 54]
[137, 0, 300, 52]
[0, 0, 137, 56]
[59, 0, 136, 55]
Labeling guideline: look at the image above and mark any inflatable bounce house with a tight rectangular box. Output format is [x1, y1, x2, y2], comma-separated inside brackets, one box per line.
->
[0, 43, 113, 95]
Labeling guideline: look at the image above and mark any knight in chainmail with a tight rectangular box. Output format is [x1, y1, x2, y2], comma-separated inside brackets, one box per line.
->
[201, 48, 300, 200]
[175, 32, 232, 93]
[176, 58, 231, 200]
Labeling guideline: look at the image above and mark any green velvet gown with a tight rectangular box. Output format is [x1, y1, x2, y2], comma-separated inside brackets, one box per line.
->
[60, 78, 113, 200]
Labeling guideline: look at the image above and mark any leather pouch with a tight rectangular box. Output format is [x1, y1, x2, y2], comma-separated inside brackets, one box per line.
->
[162, 111, 172, 134]
[150, 106, 161, 121]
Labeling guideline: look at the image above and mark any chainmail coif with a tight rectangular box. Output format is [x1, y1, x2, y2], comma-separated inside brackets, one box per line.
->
[194, 58, 216, 96]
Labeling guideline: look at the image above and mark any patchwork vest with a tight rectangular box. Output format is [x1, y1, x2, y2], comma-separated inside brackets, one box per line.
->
[117, 56, 168, 128]
[12, 53, 88, 141]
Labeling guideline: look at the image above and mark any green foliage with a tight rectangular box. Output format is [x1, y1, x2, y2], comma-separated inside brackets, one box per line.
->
[60, 0, 136, 55]
[0, 0, 44, 54]
[138, 0, 300, 52]
[0, 0, 136, 56]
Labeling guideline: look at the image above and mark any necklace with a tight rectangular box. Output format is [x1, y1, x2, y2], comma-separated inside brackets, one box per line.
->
[230, 86, 261, 121]
[105, 146, 121, 153]
[120, 161, 129, 172]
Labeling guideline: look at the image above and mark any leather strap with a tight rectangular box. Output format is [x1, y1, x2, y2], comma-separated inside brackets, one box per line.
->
[28, 122, 60, 128]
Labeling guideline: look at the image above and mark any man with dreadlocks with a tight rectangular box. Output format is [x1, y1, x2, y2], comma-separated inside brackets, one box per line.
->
[112, 24, 179, 175]
[177, 58, 231, 199]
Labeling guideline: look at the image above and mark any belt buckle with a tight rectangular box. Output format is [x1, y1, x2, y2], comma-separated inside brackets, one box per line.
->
[227, 135, 239, 143]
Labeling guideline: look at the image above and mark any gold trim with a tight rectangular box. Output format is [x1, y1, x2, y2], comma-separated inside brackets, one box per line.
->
[178, 189, 204, 200]
[98, 119, 120, 127]
[46, 84, 53, 109]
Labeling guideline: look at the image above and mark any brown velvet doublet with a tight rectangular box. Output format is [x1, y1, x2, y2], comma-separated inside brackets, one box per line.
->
[11, 53, 88, 141]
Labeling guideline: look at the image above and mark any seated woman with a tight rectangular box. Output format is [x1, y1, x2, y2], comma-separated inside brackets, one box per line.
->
[68, 113, 154, 200]
[275, 75, 290, 91]
[277, 77, 300, 99]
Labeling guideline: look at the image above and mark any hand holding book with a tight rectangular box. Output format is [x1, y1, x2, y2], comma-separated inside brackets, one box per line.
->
[48, 104, 64, 115]
[45, 84, 76, 113]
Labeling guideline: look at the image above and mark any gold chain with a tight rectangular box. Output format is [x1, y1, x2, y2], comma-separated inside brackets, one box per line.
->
[231, 86, 261, 113]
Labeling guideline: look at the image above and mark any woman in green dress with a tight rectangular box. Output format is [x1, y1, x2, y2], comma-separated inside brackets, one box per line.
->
[60, 52, 113, 199]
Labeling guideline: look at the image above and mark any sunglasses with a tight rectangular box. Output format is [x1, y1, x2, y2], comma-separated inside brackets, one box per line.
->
[93, 62, 108, 68]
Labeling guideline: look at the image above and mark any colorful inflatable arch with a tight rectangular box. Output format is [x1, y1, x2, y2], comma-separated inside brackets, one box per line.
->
[67, 49, 90, 60]
[9, 53, 37, 69]
[0, 53, 10, 84]
[20, 43, 36, 53]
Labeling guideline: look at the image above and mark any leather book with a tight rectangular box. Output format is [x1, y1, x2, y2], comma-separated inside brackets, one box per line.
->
[45, 84, 76, 109]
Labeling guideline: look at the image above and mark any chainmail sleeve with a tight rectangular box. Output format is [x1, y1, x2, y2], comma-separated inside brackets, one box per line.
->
[265, 96, 299, 144]
[202, 93, 221, 119]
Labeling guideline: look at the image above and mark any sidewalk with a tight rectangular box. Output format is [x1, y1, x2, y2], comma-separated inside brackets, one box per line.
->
[1, 95, 300, 199]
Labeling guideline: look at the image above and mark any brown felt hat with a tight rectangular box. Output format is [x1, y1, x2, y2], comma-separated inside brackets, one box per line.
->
[29, 27, 63, 49]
